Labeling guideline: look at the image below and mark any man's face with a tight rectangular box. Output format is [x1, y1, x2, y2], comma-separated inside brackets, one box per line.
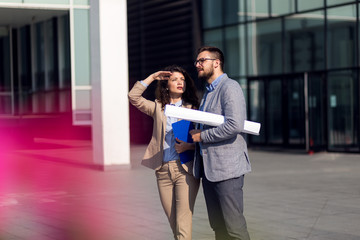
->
[195, 51, 216, 81]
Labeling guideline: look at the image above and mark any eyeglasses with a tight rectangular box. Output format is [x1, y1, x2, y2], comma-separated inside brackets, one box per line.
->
[194, 58, 217, 66]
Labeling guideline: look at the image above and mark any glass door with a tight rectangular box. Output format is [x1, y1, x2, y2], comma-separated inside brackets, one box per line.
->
[267, 79, 283, 144]
[248, 74, 307, 149]
[249, 80, 266, 144]
[285, 75, 305, 146]
[248, 77, 284, 146]
[327, 70, 359, 151]
[0, 26, 13, 115]
[307, 73, 326, 151]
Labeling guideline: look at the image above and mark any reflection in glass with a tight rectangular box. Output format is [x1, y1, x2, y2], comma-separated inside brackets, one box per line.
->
[285, 11, 325, 73]
[308, 74, 326, 150]
[202, 0, 222, 28]
[19, 26, 32, 114]
[246, 0, 269, 20]
[328, 71, 359, 150]
[327, 5, 356, 69]
[35, 22, 45, 92]
[267, 80, 283, 144]
[271, 0, 295, 16]
[58, 15, 71, 113]
[0, 27, 11, 93]
[287, 77, 305, 144]
[327, 0, 354, 6]
[45, 19, 57, 91]
[224, 0, 244, 24]
[247, 19, 282, 76]
[249, 80, 265, 143]
[59, 15, 71, 89]
[0, 27, 11, 115]
[21, 16, 71, 115]
[0, 96, 12, 114]
[225, 26, 246, 77]
[298, 0, 323, 11]
[204, 29, 224, 50]
[74, 9, 90, 86]
[239, 78, 247, 102]
[33, 23, 45, 114]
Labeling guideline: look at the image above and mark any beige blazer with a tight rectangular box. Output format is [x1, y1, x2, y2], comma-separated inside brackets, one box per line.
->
[128, 81, 195, 173]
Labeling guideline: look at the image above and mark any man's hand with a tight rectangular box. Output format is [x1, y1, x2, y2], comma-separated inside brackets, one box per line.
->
[189, 129, 202, 142]
[175, 139, 194, 153]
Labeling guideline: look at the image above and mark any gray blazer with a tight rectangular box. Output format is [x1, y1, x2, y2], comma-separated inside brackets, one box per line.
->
[193, 74, 251, 182]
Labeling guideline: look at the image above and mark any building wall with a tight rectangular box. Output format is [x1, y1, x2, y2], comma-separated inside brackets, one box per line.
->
[127, 0, 202, 144]
[0, 1, 131, 167]
[0, 0, 91, 123]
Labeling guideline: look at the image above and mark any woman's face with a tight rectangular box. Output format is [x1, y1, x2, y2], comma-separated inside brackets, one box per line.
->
[167, 72, 186, 96]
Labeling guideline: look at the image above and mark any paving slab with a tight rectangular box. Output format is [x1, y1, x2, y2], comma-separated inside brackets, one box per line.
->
[0, 139, 359, 240]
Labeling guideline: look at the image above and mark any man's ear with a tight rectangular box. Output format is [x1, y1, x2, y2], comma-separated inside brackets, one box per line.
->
[214, 59, 220, 69]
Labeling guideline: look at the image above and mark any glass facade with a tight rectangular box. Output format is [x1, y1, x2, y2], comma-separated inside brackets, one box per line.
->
[2, 16, 72, 116]
[328, 70, 359, 150]
[201, 0, 360, 152]
[0, 27, 12, 114]
[0, 1, 91, 125]
[285, 11, 325, 73]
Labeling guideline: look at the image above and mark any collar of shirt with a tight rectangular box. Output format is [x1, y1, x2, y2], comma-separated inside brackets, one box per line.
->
[205, 73, 226, 92]
[170, 100, 182, 107]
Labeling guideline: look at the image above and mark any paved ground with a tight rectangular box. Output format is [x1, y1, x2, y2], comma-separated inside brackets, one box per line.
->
[0, 138, 360, 240]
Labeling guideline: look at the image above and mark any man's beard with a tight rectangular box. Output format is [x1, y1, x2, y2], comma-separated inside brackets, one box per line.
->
[198, 68, 214, 82]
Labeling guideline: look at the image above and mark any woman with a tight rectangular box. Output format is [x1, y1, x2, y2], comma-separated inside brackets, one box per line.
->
[128, 65, 200, 240]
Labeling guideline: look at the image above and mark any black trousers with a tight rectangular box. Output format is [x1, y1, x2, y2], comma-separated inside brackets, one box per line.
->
[202, 175, 250, 240]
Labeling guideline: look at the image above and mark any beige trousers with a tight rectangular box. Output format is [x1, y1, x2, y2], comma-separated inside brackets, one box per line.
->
[156, 160, 200, 240]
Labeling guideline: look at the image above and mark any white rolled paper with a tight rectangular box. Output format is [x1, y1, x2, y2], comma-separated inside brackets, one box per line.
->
[165, 104, 225, 126]
[243, 119, 261, 135]
[164, 104, 261, 135]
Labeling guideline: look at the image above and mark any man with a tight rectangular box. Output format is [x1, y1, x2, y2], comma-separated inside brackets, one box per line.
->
[190, 46, 251, 240]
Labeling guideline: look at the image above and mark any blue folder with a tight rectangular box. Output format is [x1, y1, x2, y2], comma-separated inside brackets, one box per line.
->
[172, 120, 195, 164]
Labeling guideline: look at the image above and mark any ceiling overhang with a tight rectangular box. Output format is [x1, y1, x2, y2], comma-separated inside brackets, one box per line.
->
[0, 7, 68, 28]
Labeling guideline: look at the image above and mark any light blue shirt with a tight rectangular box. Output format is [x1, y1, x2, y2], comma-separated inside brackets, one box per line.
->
[205, 73, 225, 93]
[199, 73, 225, 111]
[163, 100, 182, 162]
[140, 80, 149, 87]
[199, 73, 226, 155]
[139, 80, 181, 162]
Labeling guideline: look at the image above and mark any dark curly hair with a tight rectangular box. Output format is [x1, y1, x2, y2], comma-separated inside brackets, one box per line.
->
[155, 65, 199, 110]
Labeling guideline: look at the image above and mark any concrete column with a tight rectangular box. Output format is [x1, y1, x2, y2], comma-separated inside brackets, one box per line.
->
[90, 0, 130, 170]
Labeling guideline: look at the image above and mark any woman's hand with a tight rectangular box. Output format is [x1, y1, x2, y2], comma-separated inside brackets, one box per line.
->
[175, 138, 195, 153]
[152, 71, 172, 81]
[142, 71, 172, 86]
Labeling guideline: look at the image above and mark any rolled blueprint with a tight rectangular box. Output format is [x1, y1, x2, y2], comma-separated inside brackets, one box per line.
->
[164, 104, 261, 135]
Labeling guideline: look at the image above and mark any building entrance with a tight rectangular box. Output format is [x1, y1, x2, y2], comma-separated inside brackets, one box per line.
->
[248, 73, 327, 152]
[0, 13, 91, 145]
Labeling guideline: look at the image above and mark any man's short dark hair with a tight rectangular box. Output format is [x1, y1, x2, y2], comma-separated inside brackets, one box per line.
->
[197, 46, 224, 71]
